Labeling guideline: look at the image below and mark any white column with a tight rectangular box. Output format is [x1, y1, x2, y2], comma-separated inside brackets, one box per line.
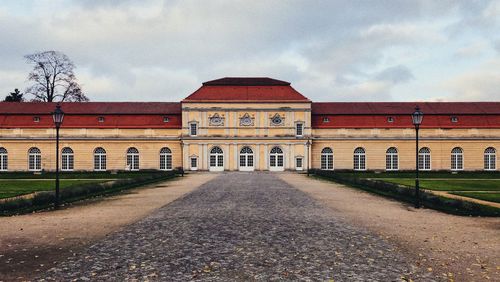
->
[233, 143, 238, 171]
[183, 143, 188, 170]
[264, 144, 269, 171]
[255, 144, 260, 170]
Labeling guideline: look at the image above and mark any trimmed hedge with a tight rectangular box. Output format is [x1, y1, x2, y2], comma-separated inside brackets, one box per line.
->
[0, 171, 178, 216]
[311, 169, 500, 217]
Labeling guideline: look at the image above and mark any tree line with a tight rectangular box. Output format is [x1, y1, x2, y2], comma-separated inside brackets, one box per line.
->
[3, 51, 89, 102]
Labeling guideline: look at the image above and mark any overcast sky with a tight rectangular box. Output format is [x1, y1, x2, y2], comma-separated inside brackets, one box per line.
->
[1, 0, 499, 102]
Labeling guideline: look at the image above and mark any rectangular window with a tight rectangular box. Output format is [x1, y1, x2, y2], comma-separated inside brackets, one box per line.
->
[29, 155, 41, 171]
[0, 155, 7, 171]
[160, 155, 173, 170]
[270, 155, 276, 167]
[296, 158, 303, 168]
[210, 155, 216, 167]
[277, 155, 284, 167]
[296, 123, 304, 136]
[190, 123, 198, 136]
[247, 155, 254, 167]
[62, 155, 74, 171]
[451, 155, 463, 170]
[190, 157, 198, 170]
[354, 155, 366, 170]
[94, 155, 106, 171]
[240, 155, 246, 167]
[484, 155, 495, 170]
[418, 155, 431, 170]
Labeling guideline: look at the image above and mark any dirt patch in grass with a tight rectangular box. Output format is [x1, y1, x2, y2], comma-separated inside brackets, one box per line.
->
[450, 191, 500, 203]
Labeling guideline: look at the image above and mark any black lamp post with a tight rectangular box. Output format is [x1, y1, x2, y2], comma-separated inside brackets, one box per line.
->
[411, 106, 424, 208]
[306, 140, 311, 176]
[52, 104, 64, 209]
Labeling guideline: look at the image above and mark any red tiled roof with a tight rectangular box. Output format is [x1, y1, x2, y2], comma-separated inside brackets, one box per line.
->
[183, 77, 310, 102]
[0, 102, 182, 128]
[312, 102, 500, 115]
[312, 102, 500, 128]
[311, 114, 500, 129]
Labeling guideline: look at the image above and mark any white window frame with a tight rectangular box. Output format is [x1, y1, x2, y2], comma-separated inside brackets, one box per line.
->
[189, 122, 198, 136]
[28, 147, 42, 171]
[94, 147, 107, 171]
[353, 147, 366, 171]
[295, 122, 304, 137]
[451, 147, 464, 171]
[190, 156, 198, 171]
[418, 147, 431, 171]
[126, 147, 140, 171]
[160, 147, 173, 171]
[295, 156, 304, 171]
[0, 147, 7, 171]
[484, 147, 496, 171]
[385, 147, 398, 171]
[321, 147, 334, 170]
[61, 147, 74, 171]
[239, 146, 254, 171]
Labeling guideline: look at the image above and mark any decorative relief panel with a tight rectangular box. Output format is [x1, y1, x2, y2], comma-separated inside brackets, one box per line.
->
[239, 113, 254, 126]
[270, 113, 284, 126]
[209, 113, 224, 126]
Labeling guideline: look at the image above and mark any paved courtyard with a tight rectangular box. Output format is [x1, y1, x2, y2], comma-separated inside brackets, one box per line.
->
[40, 172, 434, 281]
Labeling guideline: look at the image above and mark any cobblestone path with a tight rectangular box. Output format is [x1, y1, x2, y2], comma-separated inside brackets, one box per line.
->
[41, 172, 433, 281]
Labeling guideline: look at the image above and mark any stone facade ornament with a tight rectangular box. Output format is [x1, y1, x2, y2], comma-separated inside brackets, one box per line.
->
[270, 113, 284, 126]
[209, 113, 224, 126]
[239, 113, 254, 126]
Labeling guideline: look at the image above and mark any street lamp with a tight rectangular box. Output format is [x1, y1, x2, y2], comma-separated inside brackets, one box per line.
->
[52, 104, 64, 209]
[411, 106, 424, 208]
[306, 140, 311, 176]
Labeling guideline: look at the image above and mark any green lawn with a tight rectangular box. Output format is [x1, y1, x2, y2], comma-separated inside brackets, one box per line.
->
[0, 179, 108, 199]
[379, 178, 500, 192]
[341, 171, 500, 179]
[450, 192, 500, 203]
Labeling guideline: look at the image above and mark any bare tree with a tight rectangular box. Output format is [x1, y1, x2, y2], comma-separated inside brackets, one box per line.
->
[4, 88, 24, 102]
[25, 51, 89, 102]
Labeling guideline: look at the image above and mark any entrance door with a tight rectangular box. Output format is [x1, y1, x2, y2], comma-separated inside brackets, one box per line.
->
[269, 146, 284, 171]
[209, 146, 224, 172]
[239, 146, 254, 171]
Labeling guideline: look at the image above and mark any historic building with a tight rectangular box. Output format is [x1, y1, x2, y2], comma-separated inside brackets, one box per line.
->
[0, 77, 499, 172]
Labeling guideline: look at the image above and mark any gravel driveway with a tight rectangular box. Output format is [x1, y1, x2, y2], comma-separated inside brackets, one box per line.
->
[40, 172, 433, 281]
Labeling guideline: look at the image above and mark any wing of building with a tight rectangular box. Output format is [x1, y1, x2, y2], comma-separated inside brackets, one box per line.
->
[0, 77, 499, 172]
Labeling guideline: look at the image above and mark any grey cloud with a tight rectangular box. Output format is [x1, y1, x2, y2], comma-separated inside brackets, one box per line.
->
[375, 65, 414, 84]
[0, 1, 498, 102]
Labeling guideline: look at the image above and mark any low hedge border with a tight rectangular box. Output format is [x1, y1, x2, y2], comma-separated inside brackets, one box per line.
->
[311, 169, 500, 217]
[0, 170, 179, 216]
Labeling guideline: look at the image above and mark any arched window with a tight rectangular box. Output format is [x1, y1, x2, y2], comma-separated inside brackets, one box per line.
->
[94, 147, 106, 171]
[321, 147, 334, 170]
[28, 147, 41, 171]
[353, 147, 366, 171]
[61, 147, 74, 171]
[269, 146, 284, 171]
[160, 147, 172, 170]
[0, 147, 7, 171]
[451, 147, 463, 171]
[209, 146, 224, 170]
[418, 147, 431, 170]
[126, 147, 139, 171]
[239, 146, 254, 170]
[385, 147, 398, 171]
[484, 147, 496, 171]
